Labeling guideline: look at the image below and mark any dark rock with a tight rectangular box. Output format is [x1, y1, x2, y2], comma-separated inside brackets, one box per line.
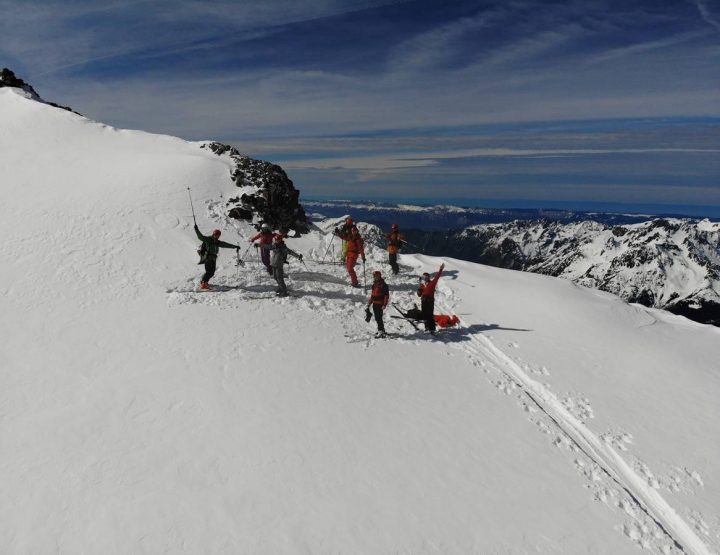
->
[201, 142, 309, 234]
[0, 68, 80, 114]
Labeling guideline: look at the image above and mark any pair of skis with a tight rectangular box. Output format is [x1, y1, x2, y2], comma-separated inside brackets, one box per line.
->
[391, 303, 421, 331]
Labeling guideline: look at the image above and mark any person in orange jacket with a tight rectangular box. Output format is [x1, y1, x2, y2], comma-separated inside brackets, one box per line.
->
[337, 216, 355, 263]
[335, 225, 365, 287]
[367, 270, 390, 337]
[385, 223, 405, 274]
[417, 263, 444, 334]
[249, 223, 274, 275]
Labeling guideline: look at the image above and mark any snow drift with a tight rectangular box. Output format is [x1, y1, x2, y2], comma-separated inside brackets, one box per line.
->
[1, 85, 719, 554]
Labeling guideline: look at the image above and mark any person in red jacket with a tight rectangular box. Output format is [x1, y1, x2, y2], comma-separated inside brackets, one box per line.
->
[417, 263, 444, 334]
[367, 270, 390, 337]
[335, 225, 365, 287]
[249, 223, 274, 275]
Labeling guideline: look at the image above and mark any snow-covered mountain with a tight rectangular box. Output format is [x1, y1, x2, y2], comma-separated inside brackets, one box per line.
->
[305, 199, 660, 230]
[445, 219, 720, 325]
[308, 201, 720, 325]
[2, 80, 719, 554]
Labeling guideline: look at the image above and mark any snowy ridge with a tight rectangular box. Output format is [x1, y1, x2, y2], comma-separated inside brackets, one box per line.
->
[2, 83, 719, 554]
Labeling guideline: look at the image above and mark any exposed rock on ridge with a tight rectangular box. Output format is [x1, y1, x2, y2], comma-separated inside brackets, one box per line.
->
[201, 142, 309, 234]
[1, 68, 79, 114]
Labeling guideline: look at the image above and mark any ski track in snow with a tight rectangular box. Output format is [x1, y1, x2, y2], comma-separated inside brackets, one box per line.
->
[439, 312, 715, 555]
[165, 213, 716, 555]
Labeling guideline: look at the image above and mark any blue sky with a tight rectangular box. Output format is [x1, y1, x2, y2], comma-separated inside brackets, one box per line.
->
[2, 0, 720, 215]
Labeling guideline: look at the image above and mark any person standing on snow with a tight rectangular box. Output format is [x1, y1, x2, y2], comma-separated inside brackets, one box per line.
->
[385, 223, 405, 274]
[337, 217, 355, 263]
[194, 225, 240, 290]
[249, 223, 274, 275]
[417, 263, 445, 334]
[334, 225, 365, 287]
[367, 270, 390, 337]
[195, 225, 241, 290]
[256, 234, 303, 297]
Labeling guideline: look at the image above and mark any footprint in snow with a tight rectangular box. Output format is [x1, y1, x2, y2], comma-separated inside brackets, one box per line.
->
[530, 365, 550, 376]
[601, 431, 633, 451]
[633, 460, 660, 489]
[562, 394, 594, 422]
[154, 213, 179, 229]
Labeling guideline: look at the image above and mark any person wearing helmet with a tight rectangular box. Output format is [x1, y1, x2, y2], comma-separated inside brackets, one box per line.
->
[336, 216, 355, 263]
[249, 223, 274, 275]
[334, 224, 365, 287]
[417, 263, 445, 334]
[194, 224, 240, 290]
[367, 270, 390, 337]
[385, 223, 405, 275]
[256, 233, 303, 297]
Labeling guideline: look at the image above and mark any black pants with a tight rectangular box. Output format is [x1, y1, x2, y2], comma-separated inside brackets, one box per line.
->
[273, 265, 287, 295]
[421, 297, 436, 332]
[389, 253, 399, 274]
[202, 258, 217, 283]
[372, 303, 385, 332]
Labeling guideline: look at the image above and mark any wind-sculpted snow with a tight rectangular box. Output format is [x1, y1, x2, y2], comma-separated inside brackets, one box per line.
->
[1, 84, 719, 554]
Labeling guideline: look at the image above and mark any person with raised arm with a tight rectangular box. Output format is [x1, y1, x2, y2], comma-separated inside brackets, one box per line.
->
[417, 263, 445, 335]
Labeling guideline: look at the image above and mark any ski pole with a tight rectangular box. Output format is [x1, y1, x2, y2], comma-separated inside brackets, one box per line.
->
[362, 259, 367, 292]
[187, 187, 197, 224]
[241, 242, 254, 259]
[320, 233, 335, 263]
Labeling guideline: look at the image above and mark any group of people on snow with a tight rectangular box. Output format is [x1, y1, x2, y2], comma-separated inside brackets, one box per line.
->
[194, 218, 447, 336]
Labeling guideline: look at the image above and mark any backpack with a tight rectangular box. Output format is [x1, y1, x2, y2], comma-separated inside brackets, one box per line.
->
[197, 242, 208, 264]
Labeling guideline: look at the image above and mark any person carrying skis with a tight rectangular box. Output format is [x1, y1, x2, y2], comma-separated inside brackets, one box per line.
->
[367, 270, 390, 337]
[385, 223, 405, 274]
[194, 225, 240, 290]
[417, 263, 445, 334]
[337, 217, 355, 263]
[334, 225, 365, 287]
[249, 223, 274, 275]
[256, 233, 303, 297]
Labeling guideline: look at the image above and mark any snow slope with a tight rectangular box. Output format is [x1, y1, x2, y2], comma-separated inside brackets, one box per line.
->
[1, 86, 719, 554]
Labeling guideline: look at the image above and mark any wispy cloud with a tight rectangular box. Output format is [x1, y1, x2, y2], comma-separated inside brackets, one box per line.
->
[3, 0, 720, 211]
[690, 0, 720, 31]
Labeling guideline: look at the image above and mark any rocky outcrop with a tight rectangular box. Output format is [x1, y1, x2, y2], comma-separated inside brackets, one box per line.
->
[201, 142, 308, 234]
[1, 68, 79, 114]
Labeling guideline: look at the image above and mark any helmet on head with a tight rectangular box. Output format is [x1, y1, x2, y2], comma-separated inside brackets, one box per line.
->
[422, 272, 430, 282]
[212, 229, 221, 237]
[391, 223, 399, 230]
[261, 223, 270, 231]
[373, 271, 382, 279]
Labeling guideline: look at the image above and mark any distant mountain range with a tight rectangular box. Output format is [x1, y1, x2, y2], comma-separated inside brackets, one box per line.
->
[304, 199, 703, 230]
[309, 200, 720, 326]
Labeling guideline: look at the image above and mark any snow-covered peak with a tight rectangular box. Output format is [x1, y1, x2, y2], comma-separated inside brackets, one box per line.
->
[456, 217, 720, 325]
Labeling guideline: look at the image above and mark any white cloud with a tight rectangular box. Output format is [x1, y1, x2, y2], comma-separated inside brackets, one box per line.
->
[690, 0, 720, 31]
